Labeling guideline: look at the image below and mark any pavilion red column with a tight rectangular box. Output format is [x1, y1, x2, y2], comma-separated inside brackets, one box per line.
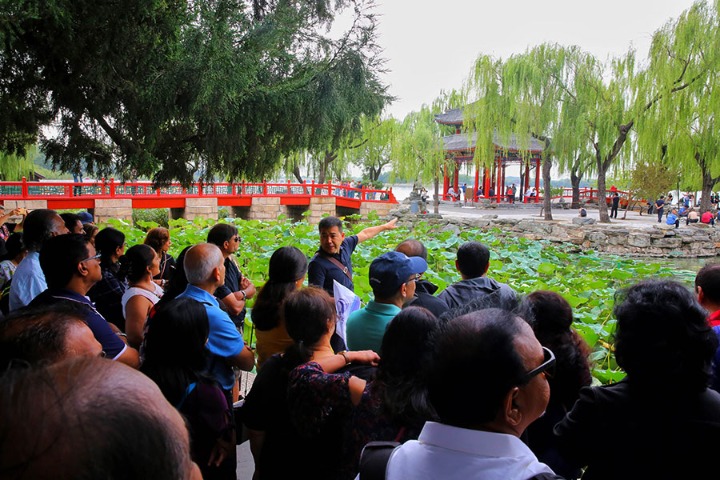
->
[495, 158, 502, 202]
[442, 163, 450, 200]
[534, 157, 541, 203]
[483, 167, 490, 198]
[523, 160, 530, 203]
[474, 167, 480, 202]
[453, 161, 459, 193]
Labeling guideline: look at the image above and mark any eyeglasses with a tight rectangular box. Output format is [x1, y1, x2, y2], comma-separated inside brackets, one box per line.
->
[234, 236, 241, 242]
[522, 346, 556, 382]
[81, 253, 101, 263]
[406, 273, 421, 284]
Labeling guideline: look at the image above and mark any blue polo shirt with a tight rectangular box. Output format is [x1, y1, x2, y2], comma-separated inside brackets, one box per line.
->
[28, 288, 128, 359]
[308, 235, 359, 295]
[178, 284, 245, 391]
[346, 300, 401, 352]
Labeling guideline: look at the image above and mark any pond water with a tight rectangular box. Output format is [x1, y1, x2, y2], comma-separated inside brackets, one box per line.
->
[656, 256, 717, 274]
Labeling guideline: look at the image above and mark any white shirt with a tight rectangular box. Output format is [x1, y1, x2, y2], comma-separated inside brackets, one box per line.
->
[386, 422, 555, 480]
[9, 251, 46, 311]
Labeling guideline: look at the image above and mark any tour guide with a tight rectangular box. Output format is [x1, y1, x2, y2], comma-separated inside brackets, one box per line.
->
[308, 216, 397, 296]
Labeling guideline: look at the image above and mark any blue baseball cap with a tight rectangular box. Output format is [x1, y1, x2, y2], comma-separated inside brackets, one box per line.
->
[369, 251, 428, 297]
[77, 211, 94, 224]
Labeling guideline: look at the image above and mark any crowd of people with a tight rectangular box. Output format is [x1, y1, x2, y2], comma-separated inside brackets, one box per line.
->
[1, 209, 720, 480]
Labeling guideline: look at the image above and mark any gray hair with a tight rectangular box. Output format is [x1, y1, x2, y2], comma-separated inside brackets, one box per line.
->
[183, 243, 224, 285]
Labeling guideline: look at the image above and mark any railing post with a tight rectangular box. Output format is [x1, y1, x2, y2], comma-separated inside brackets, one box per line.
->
[311, 180, 316, 196]
[287, 179, 291, 195]
[110, 178, 115, 198]
[262, 180, 267, 196]
[198, 180, 203, 196]
[21, 177, 28, 199]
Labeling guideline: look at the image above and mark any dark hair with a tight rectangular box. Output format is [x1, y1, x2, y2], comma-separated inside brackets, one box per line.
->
[207, 223, 238, 247]
[118, 244, 156, 283]
[141, 298, 210, 406]
[318, 216, 343, 232]
[60, 213, 82, 233]
[695, 263, 720, 304]
[144, 227, 170, 253]
[0, 304, 88, 370]
[613, 279, 717, 392]
[21, 209, 60, 251]
[94, 227, 125, 263]
[521, 291, 592, 408]
[282, 287, 335, 368]
[395, 239, 428, 260]
[39, 234, 90, 289]
[252, 246, 308, 331]
[157, 246, 193, 305]
[0, 358, 190, 480]
[456, 241, 490, 278]
[1, 232, 24, 262]
[428, 309, 528, 428]
[375, 307, 440, 425]
[83, 223, 99, 243]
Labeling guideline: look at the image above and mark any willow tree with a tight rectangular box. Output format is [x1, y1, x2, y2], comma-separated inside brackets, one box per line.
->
[0, 146, 36, 180]
[635, 0, 720, 212]
[342, 116, 398, 183]
[391, 103, 448, 214]
[466, 46, 591, 220]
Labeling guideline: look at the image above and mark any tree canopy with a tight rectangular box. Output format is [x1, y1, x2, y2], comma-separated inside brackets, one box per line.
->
[0, 0, 390, 184]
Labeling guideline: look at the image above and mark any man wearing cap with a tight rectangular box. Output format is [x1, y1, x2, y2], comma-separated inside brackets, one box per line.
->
[345, 251, 427, 353]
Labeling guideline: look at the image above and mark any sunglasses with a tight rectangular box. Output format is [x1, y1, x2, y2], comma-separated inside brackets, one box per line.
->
[522, 346, 556, 382]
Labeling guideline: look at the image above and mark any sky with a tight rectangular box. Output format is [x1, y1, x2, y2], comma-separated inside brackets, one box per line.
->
[374, 0, 701, 120]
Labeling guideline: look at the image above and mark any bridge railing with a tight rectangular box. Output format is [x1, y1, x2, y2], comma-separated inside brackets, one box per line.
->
[0, 178, 397, 204]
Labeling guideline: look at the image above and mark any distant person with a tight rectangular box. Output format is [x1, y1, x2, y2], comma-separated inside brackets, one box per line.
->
[578, 208, 587, 217]
[395, 239, 448, 318]
[141, 298, 236, 480]
[521, 291, 592, 479]
[144, 226, 176, 287]
[87, 227, 127, 331]
[346, 251, 427, 353]
[29, 234, 139, 367]
[694, 263, 720, 392]
[0, 357, 203, 480]
[307, 216, 397, 296]
[0, 304, 103, 369]
[555, 280, 720, 479]
[437, 241, 517, 313]
[251, 246, 308, 369]
[60, 212, 84, 234]
[9, 209, 69, 311]
[655, 195, 665, 223]
[0, 232, 25, 292]
[610, 192, 620, 218]
[120, 244, 163, 349]
[701, 210, 715, 226]
[687, 207, 700, 225]
[177, 243, 255, 404]
[666, 208, 679, 228]
[382, 309, 559, 479]
[207, 223, 256, 332]
[447, 186, 459, 202]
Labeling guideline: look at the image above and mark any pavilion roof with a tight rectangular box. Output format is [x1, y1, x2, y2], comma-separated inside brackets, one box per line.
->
[435, 108, 464, 126]
[443, 132, 545, 154]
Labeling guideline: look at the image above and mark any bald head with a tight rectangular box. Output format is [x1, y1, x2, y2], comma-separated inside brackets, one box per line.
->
[0, 358, 200, 479]
[396, 239, 428, 260]
[183, 243, 225, 288]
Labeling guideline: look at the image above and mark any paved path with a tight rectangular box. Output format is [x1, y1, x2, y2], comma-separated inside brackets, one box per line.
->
[433, 201, 670, 230]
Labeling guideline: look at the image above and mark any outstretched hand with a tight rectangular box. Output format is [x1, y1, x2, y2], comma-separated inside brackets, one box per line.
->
[384, 217, 398, 230]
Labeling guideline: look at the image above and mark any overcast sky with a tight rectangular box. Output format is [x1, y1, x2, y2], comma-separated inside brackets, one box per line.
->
[375, 0, 700, 119]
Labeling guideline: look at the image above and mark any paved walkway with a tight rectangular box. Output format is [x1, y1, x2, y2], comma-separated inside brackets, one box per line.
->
[433, 201, 671, 230]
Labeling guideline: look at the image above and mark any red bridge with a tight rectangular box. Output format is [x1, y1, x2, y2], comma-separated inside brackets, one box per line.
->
[0, 178, 398, 223]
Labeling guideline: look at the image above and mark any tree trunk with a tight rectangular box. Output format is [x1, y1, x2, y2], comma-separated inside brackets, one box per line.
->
[570, 157, 582, 209]
[542, 150, 553, 221]
[433, 174, 440, 215]
[292, 165, 304, 183]
[697, 153, 719, 213]
[318, 150, 336, 185]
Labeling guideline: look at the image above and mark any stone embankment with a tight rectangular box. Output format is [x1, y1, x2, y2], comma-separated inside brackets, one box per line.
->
[392, 210, 720, 258]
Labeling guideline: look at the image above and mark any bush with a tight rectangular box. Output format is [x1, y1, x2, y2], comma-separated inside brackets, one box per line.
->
[132, 209, 169, 228]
